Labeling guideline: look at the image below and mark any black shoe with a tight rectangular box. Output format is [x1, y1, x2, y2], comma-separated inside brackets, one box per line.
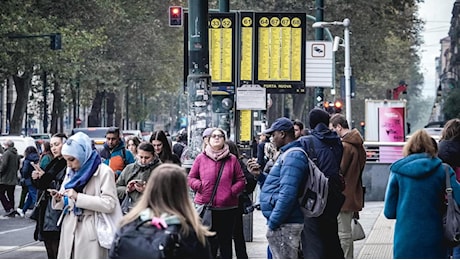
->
[3, 210, 17, 218]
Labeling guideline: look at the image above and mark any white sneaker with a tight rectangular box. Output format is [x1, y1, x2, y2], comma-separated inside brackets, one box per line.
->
[16, 208, 25, 217]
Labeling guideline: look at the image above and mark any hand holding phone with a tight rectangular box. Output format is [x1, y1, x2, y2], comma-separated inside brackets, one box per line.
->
[47, 189, 59, 196]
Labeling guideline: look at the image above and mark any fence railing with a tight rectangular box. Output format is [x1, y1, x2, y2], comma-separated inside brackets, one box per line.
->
[364, 141, 406, 163]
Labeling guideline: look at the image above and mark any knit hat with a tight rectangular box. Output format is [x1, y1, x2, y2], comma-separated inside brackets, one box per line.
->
[202, 127, 215, 139]
[309, 108, 330, 128]
[61, 132, 93, 166]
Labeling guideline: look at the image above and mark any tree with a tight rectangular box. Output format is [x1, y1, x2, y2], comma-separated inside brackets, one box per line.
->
[443, 88, 460, 119]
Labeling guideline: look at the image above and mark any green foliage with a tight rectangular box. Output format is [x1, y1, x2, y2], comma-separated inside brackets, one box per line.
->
[443, 88, 460, 119]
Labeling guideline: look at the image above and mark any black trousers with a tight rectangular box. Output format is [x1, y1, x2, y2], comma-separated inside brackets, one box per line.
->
[0, 184, 15, 212]
[210, 208, 238, 259]
[301, 181, 345, 259]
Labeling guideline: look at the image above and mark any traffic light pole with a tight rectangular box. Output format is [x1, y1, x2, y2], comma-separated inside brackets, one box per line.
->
[184, 0, 212, 168]
[314, 0, 324, 107]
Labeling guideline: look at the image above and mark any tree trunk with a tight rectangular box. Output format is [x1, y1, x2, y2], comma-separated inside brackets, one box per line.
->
[88, 90, 103, 127]
[115, 90, 123, 128]
[10, 71, 32, 135]
[106, 92, 115, 127]
[291, 93, 307, 121]
[50, 78, 63, 134]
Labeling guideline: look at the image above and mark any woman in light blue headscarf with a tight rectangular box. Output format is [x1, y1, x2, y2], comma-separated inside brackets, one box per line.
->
[51, 132, 121, 259]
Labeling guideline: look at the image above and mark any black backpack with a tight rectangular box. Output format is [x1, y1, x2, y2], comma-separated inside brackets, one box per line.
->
[109, 218, 211, 259]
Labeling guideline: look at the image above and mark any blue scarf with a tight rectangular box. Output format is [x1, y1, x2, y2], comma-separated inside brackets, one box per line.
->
[65, 150, 101, 193]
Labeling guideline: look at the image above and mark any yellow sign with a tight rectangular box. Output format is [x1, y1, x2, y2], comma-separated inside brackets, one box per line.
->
[257, 16, 303, 81]
[239, 110, 251, 141]
[209, 14, 235, 84]
[241, 14, 253, 81]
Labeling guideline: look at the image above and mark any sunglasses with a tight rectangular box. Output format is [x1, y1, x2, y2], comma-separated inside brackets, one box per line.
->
[211, 134, 225, 139]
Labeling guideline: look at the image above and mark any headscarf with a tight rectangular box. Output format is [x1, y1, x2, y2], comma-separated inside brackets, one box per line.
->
[61, 132, 101, 193]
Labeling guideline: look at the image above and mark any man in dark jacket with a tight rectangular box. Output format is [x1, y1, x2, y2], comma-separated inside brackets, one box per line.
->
[0, 140, 20, 216]
[300, 108, 345, 259]
[247, 117, 309, 259]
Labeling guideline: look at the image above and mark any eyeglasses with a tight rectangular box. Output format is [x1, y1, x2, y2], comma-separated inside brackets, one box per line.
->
[211, 134, 224, 139]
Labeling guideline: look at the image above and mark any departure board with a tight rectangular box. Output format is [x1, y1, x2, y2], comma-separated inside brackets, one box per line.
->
[209, 13, 236, 85]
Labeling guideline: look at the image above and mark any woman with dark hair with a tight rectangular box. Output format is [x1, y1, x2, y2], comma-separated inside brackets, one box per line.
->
[125, 136, 141, 157]
[111, 164, 214, 258]
[16, 146, 40, 217]
[150, 130, 181, 165]
[116, 142, 162, 213]
[188, 128, 245, 259]
[31, 133, 68, 258]
[226, 140, 257, 259]
[39, 141, 53, 170]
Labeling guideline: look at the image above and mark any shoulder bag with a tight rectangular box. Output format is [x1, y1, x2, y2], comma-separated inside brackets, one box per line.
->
[443, 163, 460, 246]
[197, 159, 227, 227]
[94, 169, 124, 249]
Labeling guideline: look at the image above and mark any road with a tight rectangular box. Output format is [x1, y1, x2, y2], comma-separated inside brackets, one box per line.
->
[0, 186, 47, 259]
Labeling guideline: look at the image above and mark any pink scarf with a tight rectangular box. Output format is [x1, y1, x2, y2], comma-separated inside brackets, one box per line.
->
[205, 143, 230, 161]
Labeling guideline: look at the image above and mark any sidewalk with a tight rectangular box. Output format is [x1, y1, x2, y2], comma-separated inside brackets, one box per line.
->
[245, 201, 394, 259]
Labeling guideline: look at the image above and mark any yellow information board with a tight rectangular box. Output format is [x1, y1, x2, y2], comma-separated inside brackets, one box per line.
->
[209, 13, 236, 85]
[239, 110, 251, 141]
[254, 13, 306, 94]
[240, 13, 253, 81]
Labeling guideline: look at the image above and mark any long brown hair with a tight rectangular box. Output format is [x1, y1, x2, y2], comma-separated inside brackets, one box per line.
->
[119, 163, 213, 244]
[441, 118, 460, 141]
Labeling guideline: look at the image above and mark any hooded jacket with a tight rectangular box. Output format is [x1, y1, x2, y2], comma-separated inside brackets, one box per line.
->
[340, 129, 366, 211]
[0, 146, 20, 185]
[384, 153, 460, 259]
[100, 140, 135, 176]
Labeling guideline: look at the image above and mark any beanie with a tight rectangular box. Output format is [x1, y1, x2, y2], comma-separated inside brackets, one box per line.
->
[309, 108, 330, 129]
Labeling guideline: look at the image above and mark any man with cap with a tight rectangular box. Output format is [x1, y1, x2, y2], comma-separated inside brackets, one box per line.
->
[247, 117, 309, 259]
[299, 108, 345, 258]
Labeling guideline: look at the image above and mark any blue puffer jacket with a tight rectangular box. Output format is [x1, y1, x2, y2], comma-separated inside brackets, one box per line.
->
[257, 140, 309, 230]
[384, 153, 460, 259]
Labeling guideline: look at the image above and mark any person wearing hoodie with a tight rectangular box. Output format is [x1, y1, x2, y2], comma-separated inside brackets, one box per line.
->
[384, 129, 460, 258]
[99, 127, 135, 179]
[0, 139, 20, 216]
[438, 118, 460, 258]
[116, 142, 162, 213]
[16, 146, 40, 217]
[330, 113, 367, 258]
[300, 108, 345, 259]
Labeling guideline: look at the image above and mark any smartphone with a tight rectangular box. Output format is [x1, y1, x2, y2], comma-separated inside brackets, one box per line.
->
[47, 189, 59, 196]
[133, 180, 145, 185]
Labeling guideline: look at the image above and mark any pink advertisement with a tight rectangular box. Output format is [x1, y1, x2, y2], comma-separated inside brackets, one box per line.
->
[378, 107, 405, 163]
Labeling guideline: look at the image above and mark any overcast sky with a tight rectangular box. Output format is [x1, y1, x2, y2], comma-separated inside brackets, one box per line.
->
[418, 0, 455, 98]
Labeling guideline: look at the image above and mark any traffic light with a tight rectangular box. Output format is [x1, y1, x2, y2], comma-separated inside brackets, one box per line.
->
[334, 100, 343, 113]
[168, 6, 183, 27]
[50, 33, 61, 50]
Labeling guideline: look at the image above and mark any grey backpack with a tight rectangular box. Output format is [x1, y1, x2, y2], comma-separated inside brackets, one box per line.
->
[280, 147, 329, 217]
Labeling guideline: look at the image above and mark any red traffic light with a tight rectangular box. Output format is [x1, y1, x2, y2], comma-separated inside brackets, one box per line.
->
[168, 6, 183, 27]
[334, 100, 342, 109]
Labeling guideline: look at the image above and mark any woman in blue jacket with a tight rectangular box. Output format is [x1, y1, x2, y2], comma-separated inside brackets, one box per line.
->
[384, 129, 460, 259]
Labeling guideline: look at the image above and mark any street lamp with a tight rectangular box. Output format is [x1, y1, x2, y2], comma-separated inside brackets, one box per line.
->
[312, 18, 352, 125]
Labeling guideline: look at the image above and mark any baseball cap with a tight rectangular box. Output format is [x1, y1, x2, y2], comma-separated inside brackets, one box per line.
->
[263, 117, 294, 135]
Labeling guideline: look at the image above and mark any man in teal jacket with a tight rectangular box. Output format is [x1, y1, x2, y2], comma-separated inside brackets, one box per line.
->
[99, 127, 135, 179]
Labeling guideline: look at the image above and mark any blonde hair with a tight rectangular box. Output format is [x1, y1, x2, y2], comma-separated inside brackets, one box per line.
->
[403, 129, 437, 157]
[119, 163, 214, 245]
[441, 118, 460, 141]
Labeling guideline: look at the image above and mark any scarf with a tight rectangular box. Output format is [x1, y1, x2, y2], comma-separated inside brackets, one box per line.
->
[205, 143, 230, 161]
[64, 150, 101, 193]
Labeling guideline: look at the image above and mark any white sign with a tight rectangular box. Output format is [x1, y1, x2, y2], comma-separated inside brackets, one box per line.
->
[305, 41, 334, 87]
[236, 84, 266, 110]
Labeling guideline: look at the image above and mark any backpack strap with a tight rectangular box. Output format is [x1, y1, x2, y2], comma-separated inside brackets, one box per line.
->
[121, 148, 128, 167]
[304, 137, 318, 165]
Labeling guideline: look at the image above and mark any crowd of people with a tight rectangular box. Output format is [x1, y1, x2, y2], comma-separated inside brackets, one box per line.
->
[0, 113, 459, 259]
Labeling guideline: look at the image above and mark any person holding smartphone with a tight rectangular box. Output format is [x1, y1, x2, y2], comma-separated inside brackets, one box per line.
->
[31, 133, 67, 259]
[116, 142, 161, 214]
[51, 132, 119, 259]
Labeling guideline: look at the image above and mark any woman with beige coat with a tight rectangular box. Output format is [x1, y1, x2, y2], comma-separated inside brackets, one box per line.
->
[52, 132, 120, 258]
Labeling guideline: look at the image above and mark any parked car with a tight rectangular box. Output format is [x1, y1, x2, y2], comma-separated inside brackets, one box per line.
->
[0, 136, 39, 158]
[71, 127, 111, 150]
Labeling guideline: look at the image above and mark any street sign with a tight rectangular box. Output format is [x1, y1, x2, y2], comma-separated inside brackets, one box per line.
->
[254, 13, 307, 94]
[209, 13, 237, 86]
[236, 84, 266, 110]
[305, 41, 334, 87]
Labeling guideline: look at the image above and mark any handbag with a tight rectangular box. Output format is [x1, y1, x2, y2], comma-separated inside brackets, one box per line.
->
[240, 193, 254, 215]
[121, 194, 133, 215]
[29, 190, 47, 221]
[198, 159, 227, 227]
[94, 170, 124, 249]
[443, 164, 460, 246]
[351, 218, 365, 241]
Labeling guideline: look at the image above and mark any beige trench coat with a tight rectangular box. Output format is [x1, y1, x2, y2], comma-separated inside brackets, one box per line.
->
[53, 164, 118, 259]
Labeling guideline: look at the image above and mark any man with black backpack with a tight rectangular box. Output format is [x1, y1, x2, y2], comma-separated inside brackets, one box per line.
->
[299, 108, 345, 259]
[247, 117, 309, 259]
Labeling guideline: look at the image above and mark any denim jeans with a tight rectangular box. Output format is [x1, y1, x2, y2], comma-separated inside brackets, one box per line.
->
[266, 223, 303, 259]
[22, 184, 37, 214]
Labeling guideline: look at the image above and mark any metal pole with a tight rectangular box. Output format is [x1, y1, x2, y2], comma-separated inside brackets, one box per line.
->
[43, 71, 48, 133]
[343, 18, 352, 125]
[219, 0, 229, 12]
[314, 0, 324, 108]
